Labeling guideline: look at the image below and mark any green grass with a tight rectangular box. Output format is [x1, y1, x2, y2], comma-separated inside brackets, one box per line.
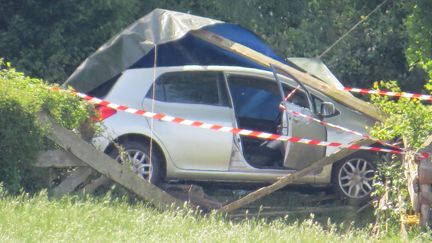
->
[0, 191, 430, 243]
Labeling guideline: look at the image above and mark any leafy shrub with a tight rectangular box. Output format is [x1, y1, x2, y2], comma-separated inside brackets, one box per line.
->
[370, 81, 432, 149]
[369, 80, 432, 233]
[0, 60, 95, 193]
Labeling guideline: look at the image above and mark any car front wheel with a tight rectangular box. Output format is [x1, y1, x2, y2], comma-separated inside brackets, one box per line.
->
[332, 153, 376, 205]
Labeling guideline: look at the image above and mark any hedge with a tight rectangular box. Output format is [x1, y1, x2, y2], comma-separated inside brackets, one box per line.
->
[0, 60, 95, 193]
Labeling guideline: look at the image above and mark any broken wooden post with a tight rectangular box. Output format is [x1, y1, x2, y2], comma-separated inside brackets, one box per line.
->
[35, 149, 222, 210]
[80, 175, 111, 194]
[419, 159, 432, 226]
[219, 139, 373, 213]
[37, 150, 93, 196]
[38, 112, 185, 210]
[403, 149, 419, 214]
[37, 150, 118, 196]
[161, 184, 223, 211]
[51, 167, 93, 197]
[416, 136, 432, 226]
[36, 150, 87, 168]
[230, 205, 356, 218]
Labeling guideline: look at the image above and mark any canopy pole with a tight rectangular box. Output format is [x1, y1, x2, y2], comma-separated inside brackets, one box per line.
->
[149, 44, 158, 167]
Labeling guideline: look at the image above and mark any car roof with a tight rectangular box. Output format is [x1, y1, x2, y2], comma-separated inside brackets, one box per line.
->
[147, 65, 344, 89]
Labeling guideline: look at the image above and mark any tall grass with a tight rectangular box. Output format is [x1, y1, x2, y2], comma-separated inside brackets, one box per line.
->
[0, 191, 429, 242]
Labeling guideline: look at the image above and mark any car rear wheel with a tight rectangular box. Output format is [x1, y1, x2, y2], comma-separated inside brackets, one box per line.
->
[108, 141, 163, 184]
[332, 152, 376, 205]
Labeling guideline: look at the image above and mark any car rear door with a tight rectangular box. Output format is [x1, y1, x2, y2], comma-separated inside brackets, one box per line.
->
[142, 71, 234, 171]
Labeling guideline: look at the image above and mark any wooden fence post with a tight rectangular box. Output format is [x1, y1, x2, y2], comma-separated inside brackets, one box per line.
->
[51, 167, 93, 197]
[38, 112, 185, 210]
[418, 160, 432, 226]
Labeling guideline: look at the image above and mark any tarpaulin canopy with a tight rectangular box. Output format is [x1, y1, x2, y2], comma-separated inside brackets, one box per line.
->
[64, 8, 382, 120]
[64, 8, 290, 93]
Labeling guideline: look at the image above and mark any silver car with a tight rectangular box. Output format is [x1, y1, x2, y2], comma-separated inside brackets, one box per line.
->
[91, 65, 379, 204]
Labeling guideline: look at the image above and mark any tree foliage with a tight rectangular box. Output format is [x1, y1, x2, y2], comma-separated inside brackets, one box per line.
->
[405, 0, 432, 88]
[0, 0, 142, 83]
[0, 0, 428, 90]
[370, 2, 432, 221]
[192, 0, 418, 90]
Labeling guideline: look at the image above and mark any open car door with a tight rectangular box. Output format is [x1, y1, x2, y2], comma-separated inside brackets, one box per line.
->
[271, 65, 328, 170]
[282, 100, 327, 169]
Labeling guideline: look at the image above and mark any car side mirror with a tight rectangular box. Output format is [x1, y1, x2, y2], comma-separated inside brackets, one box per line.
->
[320, 102, 337, 117]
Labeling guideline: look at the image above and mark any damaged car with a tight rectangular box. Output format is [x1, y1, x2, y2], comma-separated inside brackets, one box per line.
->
[64, 9, 385, 204]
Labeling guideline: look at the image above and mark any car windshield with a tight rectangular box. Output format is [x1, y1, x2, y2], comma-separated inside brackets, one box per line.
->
[287, 58, 345, 89]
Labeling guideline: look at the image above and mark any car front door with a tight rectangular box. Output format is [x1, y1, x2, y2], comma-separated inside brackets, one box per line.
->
[142, 71, 234, 171]
[226, 72, 327, 170]
[281, 86, 327, 169]
[268, 66, 328, 170]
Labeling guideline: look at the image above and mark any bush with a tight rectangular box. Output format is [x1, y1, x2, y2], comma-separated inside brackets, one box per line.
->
[369, 80, 432, 234]
[0, 60, 95, 193]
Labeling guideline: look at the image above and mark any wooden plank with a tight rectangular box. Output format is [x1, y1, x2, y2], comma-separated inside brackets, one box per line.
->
[419, 148, 432, 226]
[219, 139, 374, 213]
[238, 194, 337, 209]
[161, 184, 222, 211]
[38, 112, 185, 210]
[419, 160, 432, 185]
[51, 167, 93, 197]
[192, 30, 384, 121]
[36, 150, 87, 168]
[403, 150, 419, 213]
[420, 185, 431, 226]
[80, 175, 111, 194]
[230, 206, 356, 218]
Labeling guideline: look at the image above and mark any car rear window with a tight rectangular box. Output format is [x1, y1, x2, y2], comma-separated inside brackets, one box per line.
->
[88, 73, 122, 98]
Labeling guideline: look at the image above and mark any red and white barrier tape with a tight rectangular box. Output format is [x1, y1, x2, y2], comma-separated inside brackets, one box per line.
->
[283, 108, 400, 149]
[284, 85, 301, 101]
[279, 85, 402, 150]
[342, 87, 432, 101]
[279, 106, 429, 159]
[51, 87, 403, 155]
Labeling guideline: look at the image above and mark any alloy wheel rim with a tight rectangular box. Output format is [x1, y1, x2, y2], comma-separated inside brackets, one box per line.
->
[338, 158, 374, 198]
[116, 149, 152, 180]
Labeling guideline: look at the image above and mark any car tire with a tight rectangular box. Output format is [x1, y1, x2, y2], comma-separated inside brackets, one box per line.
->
[108, 141, 163, 185]
[332, 152, 377, 205]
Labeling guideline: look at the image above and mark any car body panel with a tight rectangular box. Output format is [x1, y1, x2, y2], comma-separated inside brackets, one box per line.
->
[142, 99, 234, 171]
[283, 102, 327, 170]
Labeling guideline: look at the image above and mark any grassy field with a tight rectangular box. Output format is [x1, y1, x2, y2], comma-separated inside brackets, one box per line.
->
[0, 190, 430, 243]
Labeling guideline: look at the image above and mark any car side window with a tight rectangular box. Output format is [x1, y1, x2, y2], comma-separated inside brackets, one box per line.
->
[312, 95, 323, 113]
[228, 75, 281, 121]
[282, 85, 309, 109]
[147, 71, 229, 106]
